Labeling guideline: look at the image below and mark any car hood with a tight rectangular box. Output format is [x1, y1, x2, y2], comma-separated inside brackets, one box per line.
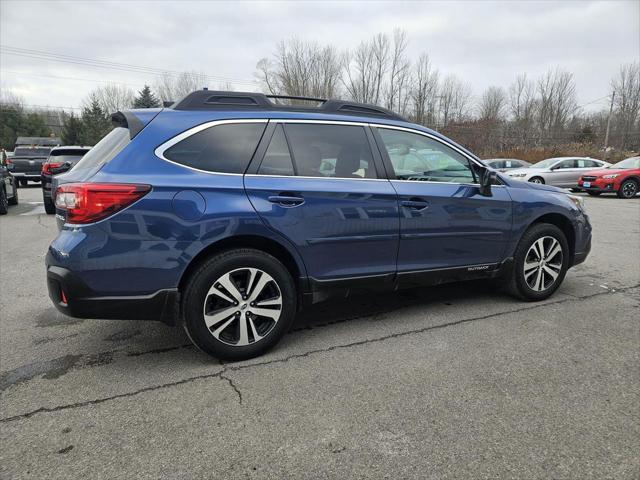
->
[582, 168, 625, 177]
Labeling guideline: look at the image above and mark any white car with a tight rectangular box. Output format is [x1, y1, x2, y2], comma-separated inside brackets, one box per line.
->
[507, 157, 610, 188]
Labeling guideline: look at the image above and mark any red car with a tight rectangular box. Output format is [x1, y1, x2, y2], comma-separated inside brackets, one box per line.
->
[578, 156, 640, 199]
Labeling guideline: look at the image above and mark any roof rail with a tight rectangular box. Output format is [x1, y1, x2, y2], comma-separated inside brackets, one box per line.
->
[170, 90, 406, 121]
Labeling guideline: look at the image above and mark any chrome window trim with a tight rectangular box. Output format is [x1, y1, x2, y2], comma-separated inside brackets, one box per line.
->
[153, 117, 503, 187]
[154, 119, 268, 176]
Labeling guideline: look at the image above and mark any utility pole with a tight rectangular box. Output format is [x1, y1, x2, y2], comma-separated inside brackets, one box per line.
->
[603, 91, 615, 159]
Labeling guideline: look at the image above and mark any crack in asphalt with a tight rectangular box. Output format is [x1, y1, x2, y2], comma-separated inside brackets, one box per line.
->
[1, 283, 638, 424]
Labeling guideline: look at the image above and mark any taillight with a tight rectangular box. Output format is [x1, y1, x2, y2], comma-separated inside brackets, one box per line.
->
[42, 162, 64, 174]
[54, 183, 151, 224]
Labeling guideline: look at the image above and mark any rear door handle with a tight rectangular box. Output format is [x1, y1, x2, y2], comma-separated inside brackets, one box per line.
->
[268, 194, 305, 207]
[400, 198, 429, 210]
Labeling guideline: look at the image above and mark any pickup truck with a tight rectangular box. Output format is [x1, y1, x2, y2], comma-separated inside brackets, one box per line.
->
[10, 146, 53, 186]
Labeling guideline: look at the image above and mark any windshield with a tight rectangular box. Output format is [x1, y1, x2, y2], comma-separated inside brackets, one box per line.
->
[608, 157, 640, 169]
[13, 147, 51, 157]
[72, 128, 129, 172]
[532, 158, 560, 169]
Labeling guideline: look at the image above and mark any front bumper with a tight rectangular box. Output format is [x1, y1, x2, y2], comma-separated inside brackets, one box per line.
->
[578, 179, 617, 193]
[46, 264, 179, 325]
[572, 234, 591, 266]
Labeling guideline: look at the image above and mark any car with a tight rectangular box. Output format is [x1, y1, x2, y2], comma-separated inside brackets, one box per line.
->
[578, 156, 640, 198]
[484, 158, 531, 172]
[41, 146, 92, 214]
[0, 149, 19, 214]
[46, 90, 592, 360]
[506, 157, 610, 187]
[10, 145, 54, 186]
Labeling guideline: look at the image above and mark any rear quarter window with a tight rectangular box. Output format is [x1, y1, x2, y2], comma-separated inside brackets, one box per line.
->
[162, 122, 266, 174]
[72, 127, 130, 172]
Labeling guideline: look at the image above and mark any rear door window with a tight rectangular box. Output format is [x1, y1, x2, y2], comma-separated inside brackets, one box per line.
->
[163, 122, 266, 174]
[284, 123, 377, 179]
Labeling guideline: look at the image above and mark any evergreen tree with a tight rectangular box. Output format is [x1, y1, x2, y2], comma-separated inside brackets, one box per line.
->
[79, 100, 111, 146]
[61, 112, 83, 145]
[133, 85, 161, 108]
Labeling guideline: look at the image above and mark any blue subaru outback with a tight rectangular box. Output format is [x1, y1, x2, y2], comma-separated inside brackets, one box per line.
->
[47, 90, 592, 360]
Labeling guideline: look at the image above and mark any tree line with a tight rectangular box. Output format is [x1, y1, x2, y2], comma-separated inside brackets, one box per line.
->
[256, 30, 639, 157]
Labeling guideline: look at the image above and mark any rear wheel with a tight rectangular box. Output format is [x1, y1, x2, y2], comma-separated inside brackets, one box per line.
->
[507, 223, 569, 301]
[182, 248, 296, 360]
[617, 179, 638, 199]
[529, 177, 544, 184]
[18, 179, 27, 187]
[43, 194, 55, 214]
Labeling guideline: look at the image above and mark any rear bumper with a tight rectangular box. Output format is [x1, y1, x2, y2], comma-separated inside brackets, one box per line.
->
[12, 172, 41, 179]
[46, 264, 179, 325]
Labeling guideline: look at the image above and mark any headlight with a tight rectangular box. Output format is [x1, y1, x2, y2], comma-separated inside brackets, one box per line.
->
[568, 194, 585, 211]
[602, 174, 619, 179]
[510, 173, 527, 178]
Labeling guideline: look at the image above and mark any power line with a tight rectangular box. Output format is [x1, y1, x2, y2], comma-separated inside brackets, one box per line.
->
[0, 45, 259, 87]
[2, 69, 144, 88]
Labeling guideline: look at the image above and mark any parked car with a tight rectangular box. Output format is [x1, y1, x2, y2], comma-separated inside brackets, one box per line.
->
[10, 145, 54, 186]
[484, 158, 531, 172]
[0, 149, 19, 214]
[47, 91, 592, 360]
[578, 156, 640, 198]
[506, 157, 610, 187]
[41, 146, 92, 214]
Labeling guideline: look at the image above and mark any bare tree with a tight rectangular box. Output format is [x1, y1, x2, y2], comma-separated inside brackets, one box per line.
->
[537, 68, 576, 141]
[83, 84, 135, 114]
[155, 71, 209, 103]
[255, 39, 341, 99]
[478, 86, 506, 122]
[385, 29, 411, 114]
[508, 74, 538, 146]
[439, 74, 472, 126]
[342, 33, 390, 104]
[410, 53, 439, 126]
[612, 62, 640, 149]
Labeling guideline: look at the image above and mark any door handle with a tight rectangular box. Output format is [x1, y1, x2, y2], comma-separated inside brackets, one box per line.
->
[400, 198, 429, 210]
[268, 194, 305, 207]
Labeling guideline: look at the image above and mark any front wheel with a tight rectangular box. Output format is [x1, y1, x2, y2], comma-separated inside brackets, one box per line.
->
[0, 187, 8, 214]
[506, 223, 569, 301]
[617, 179, 638, 199]
[529, 177, 545, 184]
[182, 248, 297, 360]
[8, 182, 18, 205]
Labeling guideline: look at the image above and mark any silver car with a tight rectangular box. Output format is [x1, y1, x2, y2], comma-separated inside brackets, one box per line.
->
[506, 157, 610, 187]
[485, 158, 531, 172]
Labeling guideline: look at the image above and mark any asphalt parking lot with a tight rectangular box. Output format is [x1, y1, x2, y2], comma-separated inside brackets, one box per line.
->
[0, 186, 639, 479]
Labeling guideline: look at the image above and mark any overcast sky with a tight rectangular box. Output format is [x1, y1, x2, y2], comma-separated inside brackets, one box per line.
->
[1, 0, 638, 113]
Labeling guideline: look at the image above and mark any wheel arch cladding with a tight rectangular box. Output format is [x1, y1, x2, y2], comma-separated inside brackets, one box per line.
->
[530, 213, 576, 264]
[178, 235, 305, 294]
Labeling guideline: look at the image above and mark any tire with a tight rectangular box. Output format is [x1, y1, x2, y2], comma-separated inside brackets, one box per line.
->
[0, 187, 8, 215]
[617, 179, 638, 199]
[18, 179, 27, 187]
[506, 223, 569, 301]
[586, 191, 601, 196]
[529, 177, 545, 184]
[182, 248, 297, 360]
[43, 194, 55, 214]
[8, 182, 18, 205]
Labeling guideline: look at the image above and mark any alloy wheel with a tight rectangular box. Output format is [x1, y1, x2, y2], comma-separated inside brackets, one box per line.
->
[621, 181, 637, 198]
[530, 178, 543, 184]
[202, 267, 282, 346]
[523, 236, 563, 292]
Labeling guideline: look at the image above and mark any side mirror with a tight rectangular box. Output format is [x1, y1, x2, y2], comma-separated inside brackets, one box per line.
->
[479, 168, 497, 197]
